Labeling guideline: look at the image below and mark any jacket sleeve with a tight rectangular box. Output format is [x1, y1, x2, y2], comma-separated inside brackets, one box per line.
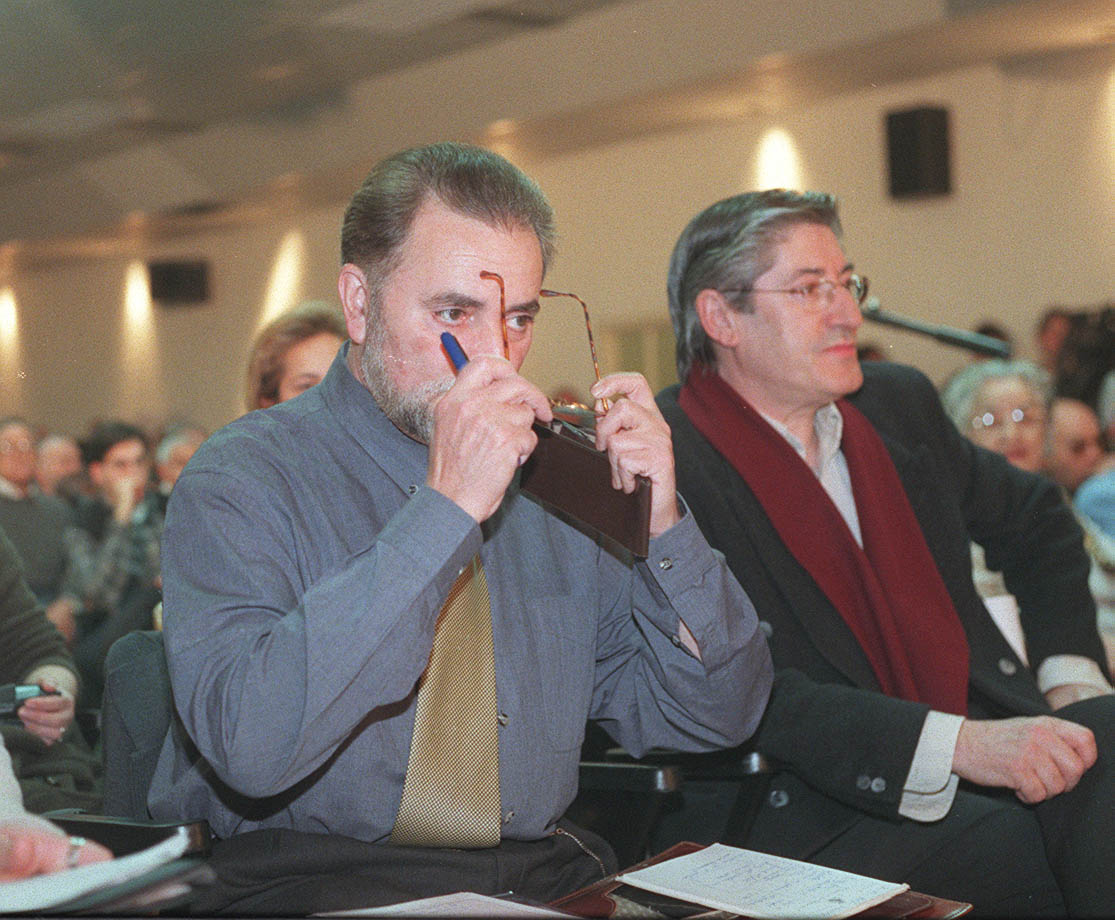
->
[754, 668, 929, 818]
[0, 530, 76, 683]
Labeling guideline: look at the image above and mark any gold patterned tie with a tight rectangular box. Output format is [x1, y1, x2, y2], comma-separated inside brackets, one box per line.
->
[391, 556, 501, 848]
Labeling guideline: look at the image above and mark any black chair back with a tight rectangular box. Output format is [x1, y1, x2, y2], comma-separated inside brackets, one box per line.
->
[101, 630, 174, 819]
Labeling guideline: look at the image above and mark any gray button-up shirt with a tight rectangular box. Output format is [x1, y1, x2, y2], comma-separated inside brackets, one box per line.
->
[149, 347, 772, 842]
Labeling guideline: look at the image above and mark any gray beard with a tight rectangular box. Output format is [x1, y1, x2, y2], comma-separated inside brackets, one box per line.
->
[361, 327, 453, 444]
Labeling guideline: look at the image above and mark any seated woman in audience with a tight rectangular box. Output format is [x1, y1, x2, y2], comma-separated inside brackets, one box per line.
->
[942, 359, 1115, 667]
[244, 301, 346, 411]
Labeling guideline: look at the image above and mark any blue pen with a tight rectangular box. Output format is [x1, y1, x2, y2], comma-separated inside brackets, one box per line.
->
[440, 332, 469, 371]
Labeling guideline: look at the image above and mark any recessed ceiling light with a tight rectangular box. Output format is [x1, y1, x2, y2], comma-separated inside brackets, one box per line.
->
[487, 118, 517, 138]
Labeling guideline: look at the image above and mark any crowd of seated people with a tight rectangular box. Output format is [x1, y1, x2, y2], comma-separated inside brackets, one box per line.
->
[0, 525, 101, 821]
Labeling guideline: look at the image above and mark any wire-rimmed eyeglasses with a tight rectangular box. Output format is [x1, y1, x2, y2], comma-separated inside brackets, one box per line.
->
[969, 405, 1046, 433]
[478, 270, 608, 431]
[721, 273, 869, 311]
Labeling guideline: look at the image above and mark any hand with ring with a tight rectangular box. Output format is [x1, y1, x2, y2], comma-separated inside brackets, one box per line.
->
[0, 819, 112, 880]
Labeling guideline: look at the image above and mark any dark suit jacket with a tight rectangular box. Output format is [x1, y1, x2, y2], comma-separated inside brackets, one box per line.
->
[657, 362, 1105, 854]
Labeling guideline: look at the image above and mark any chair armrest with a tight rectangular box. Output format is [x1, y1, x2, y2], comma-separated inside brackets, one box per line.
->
[578, 761, 681, 794]
[606, 746, 773, 780]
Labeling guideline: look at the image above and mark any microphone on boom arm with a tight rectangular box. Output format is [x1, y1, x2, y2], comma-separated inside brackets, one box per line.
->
[861, 297, 1012, 359]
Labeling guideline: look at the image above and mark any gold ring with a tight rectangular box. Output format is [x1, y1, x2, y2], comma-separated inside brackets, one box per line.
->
[66, 835, 86, 869]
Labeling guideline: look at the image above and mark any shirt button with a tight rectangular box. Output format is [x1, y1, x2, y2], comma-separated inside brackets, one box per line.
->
[407, 484, 418, 495]
[658, 558, 673, 571]
[502, 810, 515, 824]
[998, 657, 1018, 676]
[856, 774, 871, 791]
[759, 620, 773, 638]
[870, 777, 886, 794]
[768, 789, 790, 808]
[497, 711, 509, 726]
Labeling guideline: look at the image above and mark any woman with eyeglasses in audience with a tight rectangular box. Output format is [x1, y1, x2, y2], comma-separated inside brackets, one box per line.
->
[943, 359, 1115, 670]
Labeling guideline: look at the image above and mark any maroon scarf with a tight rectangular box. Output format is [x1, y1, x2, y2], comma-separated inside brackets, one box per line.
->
[680, 366, 968, 715]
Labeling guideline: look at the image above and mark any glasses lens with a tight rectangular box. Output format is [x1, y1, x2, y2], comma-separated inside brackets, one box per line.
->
[850, 274, 868, 304]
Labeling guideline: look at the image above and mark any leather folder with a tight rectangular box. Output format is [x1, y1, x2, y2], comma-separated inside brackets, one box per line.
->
[520, 419, 651, 558]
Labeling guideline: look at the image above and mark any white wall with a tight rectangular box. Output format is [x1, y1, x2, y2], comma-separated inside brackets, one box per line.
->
[3, 53, 1114, 436]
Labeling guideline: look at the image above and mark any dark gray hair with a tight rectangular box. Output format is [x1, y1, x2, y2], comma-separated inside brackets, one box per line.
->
[667, 189, 840, 381]
[340, 142, 555, 299]
[155, 425, 207, 466]
[940, 359, 1052, 432]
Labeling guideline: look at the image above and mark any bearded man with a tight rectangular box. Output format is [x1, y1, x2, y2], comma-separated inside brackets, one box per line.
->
[149, 143, 771, 915]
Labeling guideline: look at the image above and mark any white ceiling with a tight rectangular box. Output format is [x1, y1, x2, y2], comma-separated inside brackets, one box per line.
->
[2, 0, 1114, 257]
[0, 0, 639, 247]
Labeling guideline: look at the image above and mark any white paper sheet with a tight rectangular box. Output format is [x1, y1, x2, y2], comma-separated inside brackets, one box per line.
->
[317, 890, 572, 917]
[616, 842, 908, 920]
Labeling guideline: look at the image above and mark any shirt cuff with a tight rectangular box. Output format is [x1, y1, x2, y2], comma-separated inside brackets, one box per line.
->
[899, 710, 964, 822]
[1036, 654, 1113, 695]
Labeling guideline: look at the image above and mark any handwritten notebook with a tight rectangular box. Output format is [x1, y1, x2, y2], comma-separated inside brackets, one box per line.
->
[616, 842, 908, 919]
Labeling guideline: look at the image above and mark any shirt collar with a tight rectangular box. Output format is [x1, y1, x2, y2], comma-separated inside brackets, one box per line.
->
[760, 402, 844, 468]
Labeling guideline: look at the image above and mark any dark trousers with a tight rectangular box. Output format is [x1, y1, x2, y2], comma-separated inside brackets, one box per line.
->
[1030, 694, 1115, 917]
[185, 819, 616, 916]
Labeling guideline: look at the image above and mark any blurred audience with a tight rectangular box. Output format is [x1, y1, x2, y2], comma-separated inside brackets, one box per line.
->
[1098, 370, 1115, 447]
[33, 434, 82, 500]
[1077, 469, 1115, 540]
[943, 360, 1115, 668]
[1045, 398, 1109, 495]
[972, 321, 1014, 360]
[1052, 305, 1114, 420]
[153, 426, 206, 507]
[941, 360, 1049, 475]
[0, 420, 78, 631]
[1034, 306, 1073, 373]
[63, 422, 163, 706]
[245, 301, 345, 411]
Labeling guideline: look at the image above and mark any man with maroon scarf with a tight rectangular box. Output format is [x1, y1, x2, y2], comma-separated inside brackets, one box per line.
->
[655, 190, 1115, 917]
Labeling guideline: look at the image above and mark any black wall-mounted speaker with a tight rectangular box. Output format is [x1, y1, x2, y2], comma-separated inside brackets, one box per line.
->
[147, 260, 210, 304]
[885, 106, 951, 199]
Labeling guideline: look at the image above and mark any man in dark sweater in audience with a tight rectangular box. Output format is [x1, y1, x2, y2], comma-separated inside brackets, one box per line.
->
[0, 419, 76, 627]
